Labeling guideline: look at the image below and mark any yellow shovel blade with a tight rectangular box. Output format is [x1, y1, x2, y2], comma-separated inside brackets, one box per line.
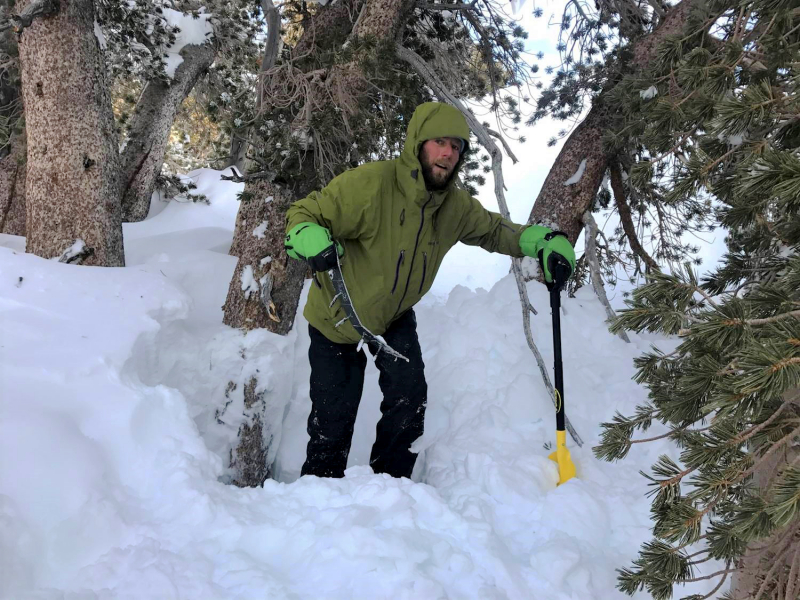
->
[548, 430, 576, 485]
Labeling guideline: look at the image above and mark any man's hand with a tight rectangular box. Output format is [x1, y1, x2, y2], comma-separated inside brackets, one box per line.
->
[285, 222, 344, 271]
[519, 225, 576, 285]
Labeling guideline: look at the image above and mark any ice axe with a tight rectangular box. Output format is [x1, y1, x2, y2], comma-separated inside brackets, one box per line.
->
[543, 252, 576, 485]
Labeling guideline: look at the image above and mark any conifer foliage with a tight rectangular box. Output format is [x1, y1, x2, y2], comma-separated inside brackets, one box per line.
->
[594, 1, 800, 597]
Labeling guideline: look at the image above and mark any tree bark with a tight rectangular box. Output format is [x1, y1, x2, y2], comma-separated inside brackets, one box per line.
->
[731, 388, 800, 599]
[17, 0, 123, 266]
[121, 43, 215, 222]
[0, 128, 26, 235]
[527, 0, 702, 247]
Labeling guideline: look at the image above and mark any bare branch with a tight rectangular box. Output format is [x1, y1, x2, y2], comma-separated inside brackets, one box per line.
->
[1, 0, 58, 33]
[609, 162, 660, 273]
[583, 210, 631, 343]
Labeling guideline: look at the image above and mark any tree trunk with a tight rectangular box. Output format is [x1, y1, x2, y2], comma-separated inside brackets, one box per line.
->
[121, 43, 215, 222]
[221, 0, 413, 487]
[0, 129, 26, 236]
[731, 388, 800, 599]
[17, 0, 123, 266]
[527, 0, 702, 247]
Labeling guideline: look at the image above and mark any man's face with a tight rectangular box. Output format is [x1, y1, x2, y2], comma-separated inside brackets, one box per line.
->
[419, 137, 462, 191]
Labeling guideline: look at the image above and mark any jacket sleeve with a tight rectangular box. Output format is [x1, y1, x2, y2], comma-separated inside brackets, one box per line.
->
[285, 170, 371, 240]
[457, 193, 526, 257]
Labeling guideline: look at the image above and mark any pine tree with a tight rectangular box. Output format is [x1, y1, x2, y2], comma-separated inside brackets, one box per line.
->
[594, 1, 800, 597]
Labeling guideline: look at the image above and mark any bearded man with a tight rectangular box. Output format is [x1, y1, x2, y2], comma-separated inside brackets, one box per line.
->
[285, 102, 575, 479]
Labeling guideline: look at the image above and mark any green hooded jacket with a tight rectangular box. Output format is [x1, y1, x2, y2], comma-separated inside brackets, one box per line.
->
[286, 102, 526, 344]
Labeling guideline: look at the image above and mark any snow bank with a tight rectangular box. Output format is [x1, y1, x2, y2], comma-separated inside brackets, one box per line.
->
[0, 167, 721, 598]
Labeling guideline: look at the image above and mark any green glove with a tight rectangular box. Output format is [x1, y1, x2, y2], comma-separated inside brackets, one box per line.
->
[285, 222, 344, 270]
[519, 225, 576, 283]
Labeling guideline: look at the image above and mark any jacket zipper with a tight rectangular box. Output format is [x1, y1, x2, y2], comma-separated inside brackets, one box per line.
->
[393, 196, 431, 319]
[418, 252, 427, 294]
[391, 250, 405, 294]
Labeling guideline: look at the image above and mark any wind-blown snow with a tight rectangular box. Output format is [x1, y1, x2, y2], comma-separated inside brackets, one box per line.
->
[0, 168, 721, 598]
[563, 158, 587, 186]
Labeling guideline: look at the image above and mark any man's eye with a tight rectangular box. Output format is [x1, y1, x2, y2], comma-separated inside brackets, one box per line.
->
[436, 139, 445, 145]
[451, 143, 460, 152]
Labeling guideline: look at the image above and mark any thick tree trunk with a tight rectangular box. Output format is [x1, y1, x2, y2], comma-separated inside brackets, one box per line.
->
[731, 389, 800, 599]
[17, 0, 123, 266]
[221, 0, 413, 487]
[0, 130, 26, 235]
[527, 0, 702, 247]
[121, 43, 215, 222]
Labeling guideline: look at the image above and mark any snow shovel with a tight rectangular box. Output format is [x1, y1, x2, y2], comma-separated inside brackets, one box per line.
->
[546, 256, 576, 485]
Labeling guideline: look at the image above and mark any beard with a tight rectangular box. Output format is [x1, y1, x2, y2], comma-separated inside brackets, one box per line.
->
[419, 148, 457, 191]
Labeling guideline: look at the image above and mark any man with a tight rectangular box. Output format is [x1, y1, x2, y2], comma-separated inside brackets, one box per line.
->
[284, 102, 575, 479]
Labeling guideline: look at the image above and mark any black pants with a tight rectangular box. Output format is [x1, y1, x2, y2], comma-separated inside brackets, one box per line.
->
[301, 309, 428, 479]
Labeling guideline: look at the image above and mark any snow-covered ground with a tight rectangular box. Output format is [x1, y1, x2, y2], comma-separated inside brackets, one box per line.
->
[0, 168, 719, 599]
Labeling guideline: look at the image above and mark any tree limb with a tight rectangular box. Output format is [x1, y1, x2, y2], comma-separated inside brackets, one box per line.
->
[609, 161, 660, 273]
[1, 0, 58, 33]
[397, 43, 584, 447]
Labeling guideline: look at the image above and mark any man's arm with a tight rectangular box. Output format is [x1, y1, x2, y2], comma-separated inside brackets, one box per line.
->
[286, 170, 371, 240]
[457, 193, 526, 257]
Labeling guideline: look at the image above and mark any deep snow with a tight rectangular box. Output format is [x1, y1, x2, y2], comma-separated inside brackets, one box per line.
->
[0, 168, 720, 599]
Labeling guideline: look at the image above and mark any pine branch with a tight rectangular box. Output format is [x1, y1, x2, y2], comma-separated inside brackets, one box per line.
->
[609, 161, 660, 273]
[683, 568, 738, 583]
[0, 0, 58, 33]
[695, 569, 730, 599]
[744, 310, 800, 327]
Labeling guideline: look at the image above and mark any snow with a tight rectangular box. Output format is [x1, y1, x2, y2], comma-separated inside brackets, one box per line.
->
[93, 21, 107, 50]
[639, 86, 658, 100]
[0, 168, 722, 598]
[162, 8, 215, 78]
[57, 238, 86, 262]
[252, 220, 269, 239]
[563, 158, 587, 186]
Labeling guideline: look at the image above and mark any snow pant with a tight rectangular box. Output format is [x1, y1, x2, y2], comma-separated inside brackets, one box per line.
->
[301, 309, 427, 479]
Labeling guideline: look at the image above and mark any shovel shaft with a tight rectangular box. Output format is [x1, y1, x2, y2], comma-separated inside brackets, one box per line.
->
[550, 286, 565, 433]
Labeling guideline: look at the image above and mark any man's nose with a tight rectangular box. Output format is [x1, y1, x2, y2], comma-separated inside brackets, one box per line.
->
[440, 145, 453, 160]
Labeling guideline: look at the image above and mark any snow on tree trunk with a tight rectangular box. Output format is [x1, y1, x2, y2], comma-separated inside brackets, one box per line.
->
[121, 44, 215, 223]
[527, 0, 702, 247]
[0, 130, 26, 236]
[17, 0, 124, 267]
[223, 181, 307, 335]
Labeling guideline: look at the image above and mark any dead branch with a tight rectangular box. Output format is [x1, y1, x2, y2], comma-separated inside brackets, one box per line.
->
[397, 43, 584, 447]
[0, 0, 58, 33]
[609, 161, 660, 273]
[582, 210, 631, 343]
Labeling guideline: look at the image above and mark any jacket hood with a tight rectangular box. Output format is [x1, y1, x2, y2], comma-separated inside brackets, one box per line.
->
[397, 102, 471, 204]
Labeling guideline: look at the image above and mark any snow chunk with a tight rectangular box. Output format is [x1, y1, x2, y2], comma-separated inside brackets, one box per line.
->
[162, 8, 215, 79]
[265, 196, 274, 203]
[57, 239, 86, 262]
[639, 86, 658, 100]
[260, 256, 273, 266]
[240, 264, 259, 299]
[94, 22, 107, 50]
[563, 159, 587, 186]
[252, 221, 269, 239]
